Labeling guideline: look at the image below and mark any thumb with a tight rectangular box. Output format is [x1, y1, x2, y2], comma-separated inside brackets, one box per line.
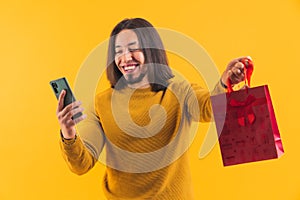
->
[221, 70, 232, 84]
[56, 90, 66, 114]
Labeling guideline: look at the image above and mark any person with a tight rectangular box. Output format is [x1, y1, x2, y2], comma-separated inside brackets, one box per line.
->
[56, 18, 248, 200]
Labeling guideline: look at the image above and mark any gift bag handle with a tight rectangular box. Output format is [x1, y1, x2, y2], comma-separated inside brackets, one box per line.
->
[227, 58, 254, 93]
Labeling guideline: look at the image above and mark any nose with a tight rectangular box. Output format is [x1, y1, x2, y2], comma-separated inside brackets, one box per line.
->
[121, 49, 133, 63]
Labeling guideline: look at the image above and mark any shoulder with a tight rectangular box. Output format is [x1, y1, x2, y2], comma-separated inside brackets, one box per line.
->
[168, 77, 189, 88]
[168, 77, 208, 98]
[95, 88, 113, 103]
[168, 77, 193, 93]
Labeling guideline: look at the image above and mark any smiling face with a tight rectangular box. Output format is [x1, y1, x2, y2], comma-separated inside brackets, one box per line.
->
[114, 29, 149, 88]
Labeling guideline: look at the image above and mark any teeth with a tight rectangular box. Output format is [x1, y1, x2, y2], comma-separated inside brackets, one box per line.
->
[124, 65, 136, 71]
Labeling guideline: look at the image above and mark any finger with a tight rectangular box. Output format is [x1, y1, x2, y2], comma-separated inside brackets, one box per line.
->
[65, 107, 84, 119]
[226, 70, 233, 81]
[232, 62, 245, 75]
[233, 72, 245, 83]
[227, 56, 251, 70]
[230, 70, 245, 84]
[68, 100, 83, 110]
[226, 57, 243, 69]
[229, 64, 245, 83]
[60, 101, 82, 116]
[56, 90, 66, 114]
[73, 114, 87, 124]
[64, 114, 87, 129]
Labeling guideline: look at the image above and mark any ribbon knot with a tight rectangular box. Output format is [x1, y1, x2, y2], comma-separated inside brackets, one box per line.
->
[229, 95, 256, 126]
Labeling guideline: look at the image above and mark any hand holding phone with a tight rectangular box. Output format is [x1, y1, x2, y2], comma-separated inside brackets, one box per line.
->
[50, 77, 86, 139]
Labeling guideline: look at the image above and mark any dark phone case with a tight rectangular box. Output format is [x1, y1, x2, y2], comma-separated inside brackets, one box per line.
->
[50, 77, 82, 119]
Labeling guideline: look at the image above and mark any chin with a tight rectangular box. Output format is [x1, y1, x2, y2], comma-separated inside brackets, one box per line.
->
[125, 73, 147, 85]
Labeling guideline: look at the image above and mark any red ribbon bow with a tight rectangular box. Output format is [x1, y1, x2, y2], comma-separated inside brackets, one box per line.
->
[229, 95, 256, 126]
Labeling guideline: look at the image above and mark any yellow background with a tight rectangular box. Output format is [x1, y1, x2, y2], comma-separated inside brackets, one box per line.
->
[1, 0, 300, 199]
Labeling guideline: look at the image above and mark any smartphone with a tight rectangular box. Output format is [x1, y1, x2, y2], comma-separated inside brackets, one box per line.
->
[50, 77, 82, 119]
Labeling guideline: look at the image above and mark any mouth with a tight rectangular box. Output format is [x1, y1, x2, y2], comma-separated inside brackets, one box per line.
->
[122, 63, 139, 73]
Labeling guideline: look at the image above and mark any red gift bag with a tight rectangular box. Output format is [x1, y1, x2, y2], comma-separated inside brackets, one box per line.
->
[211, 60, 284, 166]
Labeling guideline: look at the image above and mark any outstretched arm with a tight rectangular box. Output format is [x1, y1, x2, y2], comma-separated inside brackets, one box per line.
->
[187, 56, 252, 122]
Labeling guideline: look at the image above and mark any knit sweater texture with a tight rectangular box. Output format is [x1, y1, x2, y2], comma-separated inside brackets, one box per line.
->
[60, 78, 225, 200]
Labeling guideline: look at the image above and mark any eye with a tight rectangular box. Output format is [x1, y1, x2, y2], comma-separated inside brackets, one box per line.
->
[115, 50, 122, 56]
[129, 48, 141, 53]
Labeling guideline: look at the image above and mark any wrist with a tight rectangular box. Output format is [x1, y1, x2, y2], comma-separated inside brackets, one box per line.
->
[61, 128, 76, 139]
[220, 79, 228, 89]
[60, 130, 77, 145]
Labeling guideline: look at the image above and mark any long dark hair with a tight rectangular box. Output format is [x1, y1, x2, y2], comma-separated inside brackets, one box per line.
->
[106, 18, 174, 91]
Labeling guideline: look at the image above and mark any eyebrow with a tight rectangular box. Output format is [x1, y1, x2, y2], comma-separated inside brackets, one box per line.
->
[115, 41, 138, 49]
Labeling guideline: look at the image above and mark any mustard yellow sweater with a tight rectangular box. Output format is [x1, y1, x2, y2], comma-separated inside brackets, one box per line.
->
[60, 78, 224, 200]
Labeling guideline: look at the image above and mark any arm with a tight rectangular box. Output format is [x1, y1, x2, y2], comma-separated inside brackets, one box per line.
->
[186, 82, 224, 122]
[59, 133, 97, 175]
[186, 56, 250, 122]
[57, 91, 105, 175]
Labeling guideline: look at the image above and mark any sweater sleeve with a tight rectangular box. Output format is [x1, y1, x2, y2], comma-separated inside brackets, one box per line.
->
[211, 79, 227, 96]
[59, 100, 105, 175]
[186, 80, 226, 122]
[60, 135, 97, 175]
